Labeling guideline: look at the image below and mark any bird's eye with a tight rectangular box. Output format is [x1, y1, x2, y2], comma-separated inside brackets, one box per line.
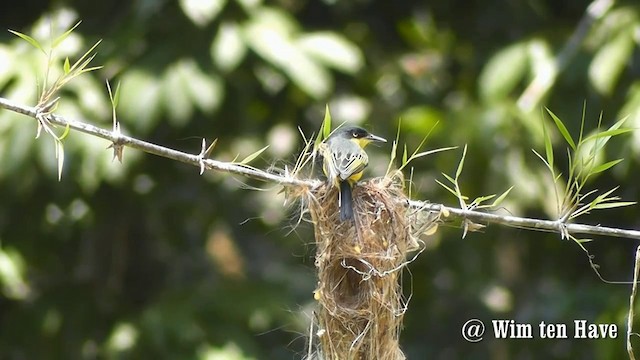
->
[352, 132, 358, 138]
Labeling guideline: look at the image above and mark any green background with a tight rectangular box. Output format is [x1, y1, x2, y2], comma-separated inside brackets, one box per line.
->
[1, 0, 639, 359]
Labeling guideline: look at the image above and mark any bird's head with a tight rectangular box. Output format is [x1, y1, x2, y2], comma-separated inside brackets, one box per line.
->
[337, 126, 387, 148]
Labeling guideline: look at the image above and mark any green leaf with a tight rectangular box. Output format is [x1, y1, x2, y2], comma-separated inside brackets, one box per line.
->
[297, 32, 364, 74]
[590, 159, 623, 175]
[531, 149, 551, 170]
[52, 21, 82, 48]
[58, 124, 71, 141]
[441, 173, 455, 185]
[472, 194, 496, 205]
[211, 21, 246, 72]
[455, 144, 467, 180]
[8, 30, 45, 53]
[402, 143, 408, 165]
[592, 201, 636, 210]
[63, 57, 71, 74]
[107, 81, 121, 108]
[411, 146, 458, 159]
[322, 104, 331, 140]
[56, 141, 64, 181]
[244, 9, 331, 98]
[435, 179, 457, 197]
[545, 108, 576, 150]
[541, 115, 554, 169]
[239, 145, 269, 165]
[180, 0, 227, 27]
[478, 41, 528, 102]
[589, 30, 634, 96]
[490, 186, 514, 208]
[583, 128, 632, 142]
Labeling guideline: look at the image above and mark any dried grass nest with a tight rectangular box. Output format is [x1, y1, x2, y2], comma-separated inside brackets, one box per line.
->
[301, 172, 440, 360]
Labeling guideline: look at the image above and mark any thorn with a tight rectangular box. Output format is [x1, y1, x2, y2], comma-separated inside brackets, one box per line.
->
[198, 138, 207, 175]
[107, 120, 124, 162]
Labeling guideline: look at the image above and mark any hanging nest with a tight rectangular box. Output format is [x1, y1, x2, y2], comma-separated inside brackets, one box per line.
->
[303, 171, 440, 360]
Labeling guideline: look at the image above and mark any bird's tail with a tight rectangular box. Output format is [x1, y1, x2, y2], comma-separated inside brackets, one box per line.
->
[339, 181, 354, 222]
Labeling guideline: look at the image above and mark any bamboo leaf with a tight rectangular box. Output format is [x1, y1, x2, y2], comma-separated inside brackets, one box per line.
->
[490, 186, 514, 207]
[541, 115, 554, 169]
[441, 173, 455, 185]
[455, 144, 467, 180]
[531, 149, 551, 169]
[472, 194, 496, 205]
[546, 108, 576, 150]
[62, 57, 70, 74]
[322, 104, 331, 140]
[9, 30, 45, 53]
[435, 179, 457, 197]
[56, 141, 64, 181]
[402, 143, 408, 166]
[583, 128, 632, 143]
[239, 145, 269, 165]
[590, 159, 623, 175]
[59, 124, 71, 141]
[53, 21, 82, 48]
[411, 146, 458, 159]
[592, 201, 636, 210]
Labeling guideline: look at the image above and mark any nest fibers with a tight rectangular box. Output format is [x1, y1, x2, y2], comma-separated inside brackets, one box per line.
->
[303, 171, 439, 360]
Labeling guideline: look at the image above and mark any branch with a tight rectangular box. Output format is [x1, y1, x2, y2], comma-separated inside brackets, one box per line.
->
[409, 200, 640, 240]
[0, 96, 317, 189]
[2, 96, 639, 241]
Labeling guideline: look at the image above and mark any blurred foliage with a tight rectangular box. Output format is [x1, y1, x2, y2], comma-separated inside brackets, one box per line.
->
[1, 0, 640, 359]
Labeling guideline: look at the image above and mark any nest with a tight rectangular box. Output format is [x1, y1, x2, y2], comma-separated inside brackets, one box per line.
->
[303, 172, 438, 360]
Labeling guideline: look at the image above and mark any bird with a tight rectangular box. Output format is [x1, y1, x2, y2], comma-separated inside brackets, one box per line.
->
[320, 126, 387, 222]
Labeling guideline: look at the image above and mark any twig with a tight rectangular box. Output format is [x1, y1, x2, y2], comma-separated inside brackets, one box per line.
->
[2, 96, 639, 241]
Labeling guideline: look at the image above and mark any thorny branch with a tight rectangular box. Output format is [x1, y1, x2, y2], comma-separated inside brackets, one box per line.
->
[1, 95, 639, 241]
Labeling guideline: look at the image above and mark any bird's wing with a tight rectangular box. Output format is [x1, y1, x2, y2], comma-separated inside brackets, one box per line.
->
[333, 148, 368, 181]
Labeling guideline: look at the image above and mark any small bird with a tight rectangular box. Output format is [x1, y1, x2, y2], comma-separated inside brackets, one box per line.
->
[320, 126, 387, 222]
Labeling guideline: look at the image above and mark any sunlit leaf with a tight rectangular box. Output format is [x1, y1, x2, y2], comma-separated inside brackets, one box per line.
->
[589, 30, 634, 96]
[52, 20, 82, 48]
[590, 159, 623, 175]
[402, 143, 408, 165]
[244, 8, 331, 98]
[455, 144, 467, 179]
[8, 30, 45, 53]
[58, 124, 71, 141]
[478, 41, 528, 102]
[211, 22, 246, 72]
[435, 179, 457, 197]
[491, 186, 514, 208]
[545, 108, 576, 150]
[63, 57, 70, 74]
[239, 145, 269, 165]
[180, 0, 227, 27]
[592, 201, 636, 210]
[541, 115, 554, 169]
[441, 173, 455, 185]
[583, 128, 632, 142]
[322, 104, 332, 140]
[56, 141, 64, 181]
[297, 32, 363, 74]
[411, 146, 457, 159]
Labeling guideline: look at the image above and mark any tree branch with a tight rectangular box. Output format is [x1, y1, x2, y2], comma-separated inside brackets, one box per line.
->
[1, 96, 638, 241]
[0, 96, 316, 188]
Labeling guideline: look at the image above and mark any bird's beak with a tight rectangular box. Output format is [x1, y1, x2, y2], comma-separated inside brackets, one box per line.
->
[367, 133, 387, 143]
